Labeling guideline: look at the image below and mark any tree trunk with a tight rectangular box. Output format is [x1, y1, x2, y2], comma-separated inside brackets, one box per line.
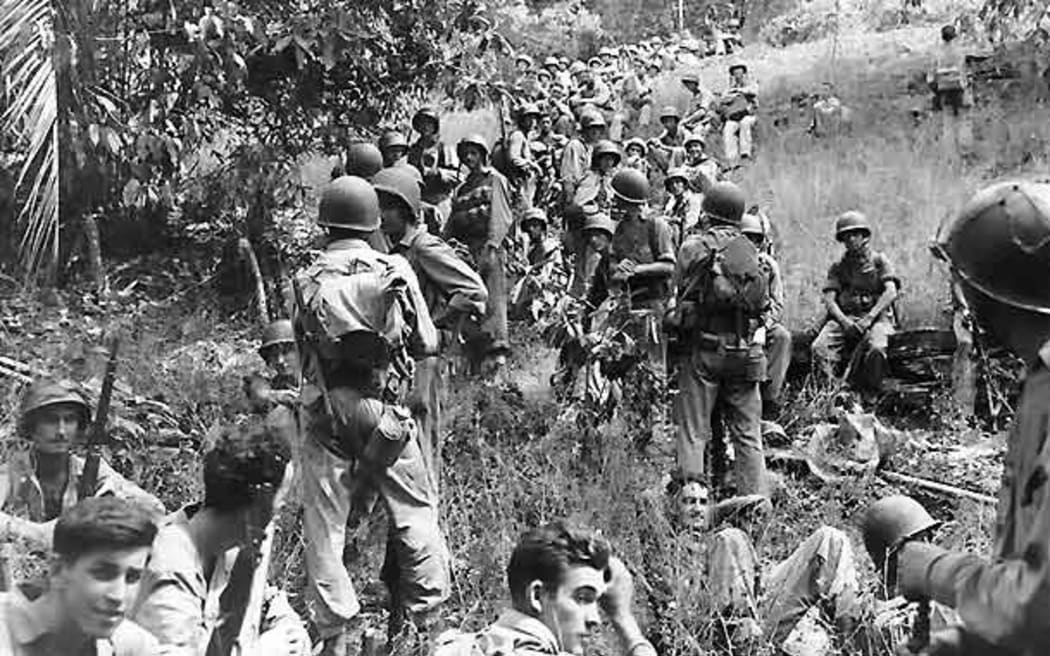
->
[82, 213, 104, 292]
[238, 237, 270, 326]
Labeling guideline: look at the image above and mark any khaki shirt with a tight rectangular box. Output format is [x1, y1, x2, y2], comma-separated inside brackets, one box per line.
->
[391, 224, 488, 324]
[435, 608, 565, 656]
[0, 590, 159, 655]
[822, 250, 900, 319]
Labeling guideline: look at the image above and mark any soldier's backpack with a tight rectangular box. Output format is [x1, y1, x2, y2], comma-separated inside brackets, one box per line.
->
[685, 226, 769, 318]
[935, 67, 964, 92]
[294, 252, 413, 372]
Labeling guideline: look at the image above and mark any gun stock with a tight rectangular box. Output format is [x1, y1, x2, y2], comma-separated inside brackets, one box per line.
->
[78, 337, 120, 500]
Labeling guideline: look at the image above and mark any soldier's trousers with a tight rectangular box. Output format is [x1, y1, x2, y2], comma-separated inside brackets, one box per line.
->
[709, 526, 860, 647]
[811, 316, 895, 390]
[301, 401, 450, 639]
[723, 116, 757, 161]
[414, 355, 445, 495]
[471, 245, 510, 360]
[763, 324, 792, 407]
[674, 342, 768, 495]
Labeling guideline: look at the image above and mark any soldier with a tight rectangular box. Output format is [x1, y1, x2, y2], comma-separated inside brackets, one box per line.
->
[568, 68, 614, 124]
[717, 63, 759, 164]
[0, 379, 163, 549]
[928, 24, 973, 154]
[681, 132, 720, 193]
[244, 319, 301, 452]
[1, 497, 160, 655]
[340, 141, 384, 181]
[809, 82, 852, 138]
[680, 72, 716, 131]
[512, 208, 564, 322]
[671, 182, 770, 504]
[620, 60, 653, 136]
[663, 167, 703, 246]
[445, 135, 515, 373]
[811, 211, 899, 396]
[132, 423, 309, 655]
[295, 176, 449, 656]
[573, 139, 622, 214]
[560, 110, 606, 207]
[622, 138, 651, 179]
[378, 131, 417, 175]
[435, 522, 657, 656]
[374, 166, 488, 490]
[741, 212, 791, 419]
[507, 103, 545, 211]
[407, 106, 460, 223]
[647, 106, 687, 175]
[862, 181, 1050, 656]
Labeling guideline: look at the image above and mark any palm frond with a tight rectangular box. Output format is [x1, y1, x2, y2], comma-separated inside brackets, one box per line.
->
[1, 0, 59, 277]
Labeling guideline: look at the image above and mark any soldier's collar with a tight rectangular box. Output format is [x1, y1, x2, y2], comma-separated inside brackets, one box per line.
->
[325, 238, 372, 252]
[397, 224, 425, 249]
[1039, 338, 1050, 369]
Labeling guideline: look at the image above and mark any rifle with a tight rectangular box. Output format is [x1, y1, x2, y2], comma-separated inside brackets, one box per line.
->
[206, 462, 294, 656]
[78, 337, 120, 500]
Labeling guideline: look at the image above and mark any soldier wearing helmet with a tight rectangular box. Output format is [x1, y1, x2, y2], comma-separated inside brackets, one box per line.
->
[619, 57, 654, 135]
[647, 105, 687, 175]
[682, 132, 720, 193]
[672, 181, 771, 503]
[858, 181, 1050, 656]
[0, 378, 163, 548]
[374, 166, 487, 493]
[243, 319, 302, 464]
[680, 71, 716, 132]
[407, 107, 460, 223]
[568, 65, 614, 124]
[622, 138, 651, 179]
[378, 130, 414, 173]
[445, 134, 515, 374]
[662, 167, 703, 246]
[559, 110, 606, 207]
[717, 63, 759, 165]
[741, 211, 791, 418]
[296, 175, 447, 655]
[507, 103, 545, 210]
[573, 139, 622, 213]
[511, 209, 563, 323]
[811, 210, 900, 396]
[336, 141, 384, 181]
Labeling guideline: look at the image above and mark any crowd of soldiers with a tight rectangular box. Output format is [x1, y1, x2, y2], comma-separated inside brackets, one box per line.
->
[0, 28, 1045, 656]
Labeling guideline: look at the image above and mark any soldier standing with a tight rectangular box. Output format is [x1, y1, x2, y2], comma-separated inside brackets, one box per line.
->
[573, 139, 622, 214]
[811, 211, 899, 396]
[663, 167, 703, 247]
[672, 182, 770, 505]
[647, 106, 687, 176]
[445, 135, 515, 373]
[560, 110, 606, 206]
[407, 107, 460, 225]
[862, 181, 1050, 656]
[507, 103, 544, 211]
[374, 166, 488, 491]
[682, 132, 720, 193]
[296, 176, 449, 656]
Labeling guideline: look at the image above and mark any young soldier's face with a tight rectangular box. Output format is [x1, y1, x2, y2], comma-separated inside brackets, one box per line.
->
[731, 69, 746, 85]
[586, 231, 611, 253]
[686, 142, 704, 160]
[597, 154, 618, 174]
[417, 119, 438, 139]
[626, 145, 644, 159]
[261, 343, 300, 381]
[29, 403, 84, 455]
[841, 230, 870, 255]
[668, 179, 686, 196]
[538, 565, 607, 655]
[55, 546, 150, 639]
[382, 146, 406, 168]
[660, 117, 678, 133]
[526, 222, 545, 242]
[461, 146, 484, 170]
[678, 482, 710, 531]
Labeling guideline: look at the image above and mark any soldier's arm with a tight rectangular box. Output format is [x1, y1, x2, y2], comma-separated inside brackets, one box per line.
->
[393, 258, 439, 356]
[764, 256, 786, 327]
[487, 174, 515, 247]
[133, 571, 210, 653]
[507, 131, 531, 173]
[632, 219, 675, 279]
[95, 458, 166, 518]
[0, 512, 53, 548]
[821, 263, 852, 325]
[415, 235, 489, 318]
[860, 254, 900, 328]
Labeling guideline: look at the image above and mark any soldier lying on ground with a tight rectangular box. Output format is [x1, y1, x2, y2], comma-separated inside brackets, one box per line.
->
[863, 181, 1050, 656]
[0, 379, 163, 549]
[435, 521, 657, 656]
[0, 497, 160, 655]
[131, 422, 309, 655]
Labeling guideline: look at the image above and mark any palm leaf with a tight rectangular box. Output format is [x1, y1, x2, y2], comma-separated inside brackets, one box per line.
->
[1, 0, 59, 277]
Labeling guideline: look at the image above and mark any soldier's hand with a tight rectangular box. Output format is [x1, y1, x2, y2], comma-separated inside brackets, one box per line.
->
[599, 556, 635, 622]
[258, 621, 309, 656]
[614, 259, 637, 280]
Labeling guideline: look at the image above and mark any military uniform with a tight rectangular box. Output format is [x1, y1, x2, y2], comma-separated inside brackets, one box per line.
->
[759, 251, 791, 412]
[507, 127, 538, 210]
[390, 224, 488, 487]
[559, 137, 593, 204]
[811, 249, 899, 388]
[296, 237, 450, 641]
[720, 77, 759, 162]
[407, 139, 459, 222]
[1, 590, 159, 656]
[663, 189, 703, 246]
[895, 340, 1050, 655]
[573, 169, 616, 213]
[132, 505, 309, 654]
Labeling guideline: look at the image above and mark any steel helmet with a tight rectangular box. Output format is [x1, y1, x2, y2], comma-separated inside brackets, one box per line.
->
[537, 68, 552, 81]
[379, 131, 409, 152]
[702, 181, 747, 225]
[599, 46, 616, 57]
[659, 105, 681, 121]
[515, 53, 534, 67]
[543, 56, 560, 69]
[935, 181, 1050, 316]
[345, 142, 383, 179]
[591, 140, 622, 167]
[941, 24, 957, 42]
[569, 61, 587, 76]
[861, 495, 940, 569]
[20, 379, 90, 429]
[663, 167, 689, 189]
[260, 319, 295, 351]
[835, 210, 872, 241]
[579, 111, 607, 129]
[728, 62, 748, 75]
[587, 56, 602, 68]
[740, 212, 766, 237]
[583, 212, 616, 236]
[684, 132, 706, 148]
[318, 176, 381, 231]
[372, 166, 423, 216]
[558, 56, 570, 67]
[521, 207, 548, 227]
[680, 72, 700, 85]
[411, 107, 440, 133]
[456, 134, 489, 161]
[611, 168, 649, 205]
[624, 137, 647, 154]
[517, 102, 543, 120]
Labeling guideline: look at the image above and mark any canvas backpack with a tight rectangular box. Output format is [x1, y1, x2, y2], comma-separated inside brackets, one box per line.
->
[294, 251, 412, 371]
[686, 226, 769, 319]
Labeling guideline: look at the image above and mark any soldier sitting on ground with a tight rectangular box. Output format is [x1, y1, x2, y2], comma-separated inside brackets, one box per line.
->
[0, 497, 160, 654]
[0, 379, 163, 549]
[132, 422, 310, 655]
[811, 211, 900, 398]
[434, 522, 657, 656]
[717, 63, 759, 165]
